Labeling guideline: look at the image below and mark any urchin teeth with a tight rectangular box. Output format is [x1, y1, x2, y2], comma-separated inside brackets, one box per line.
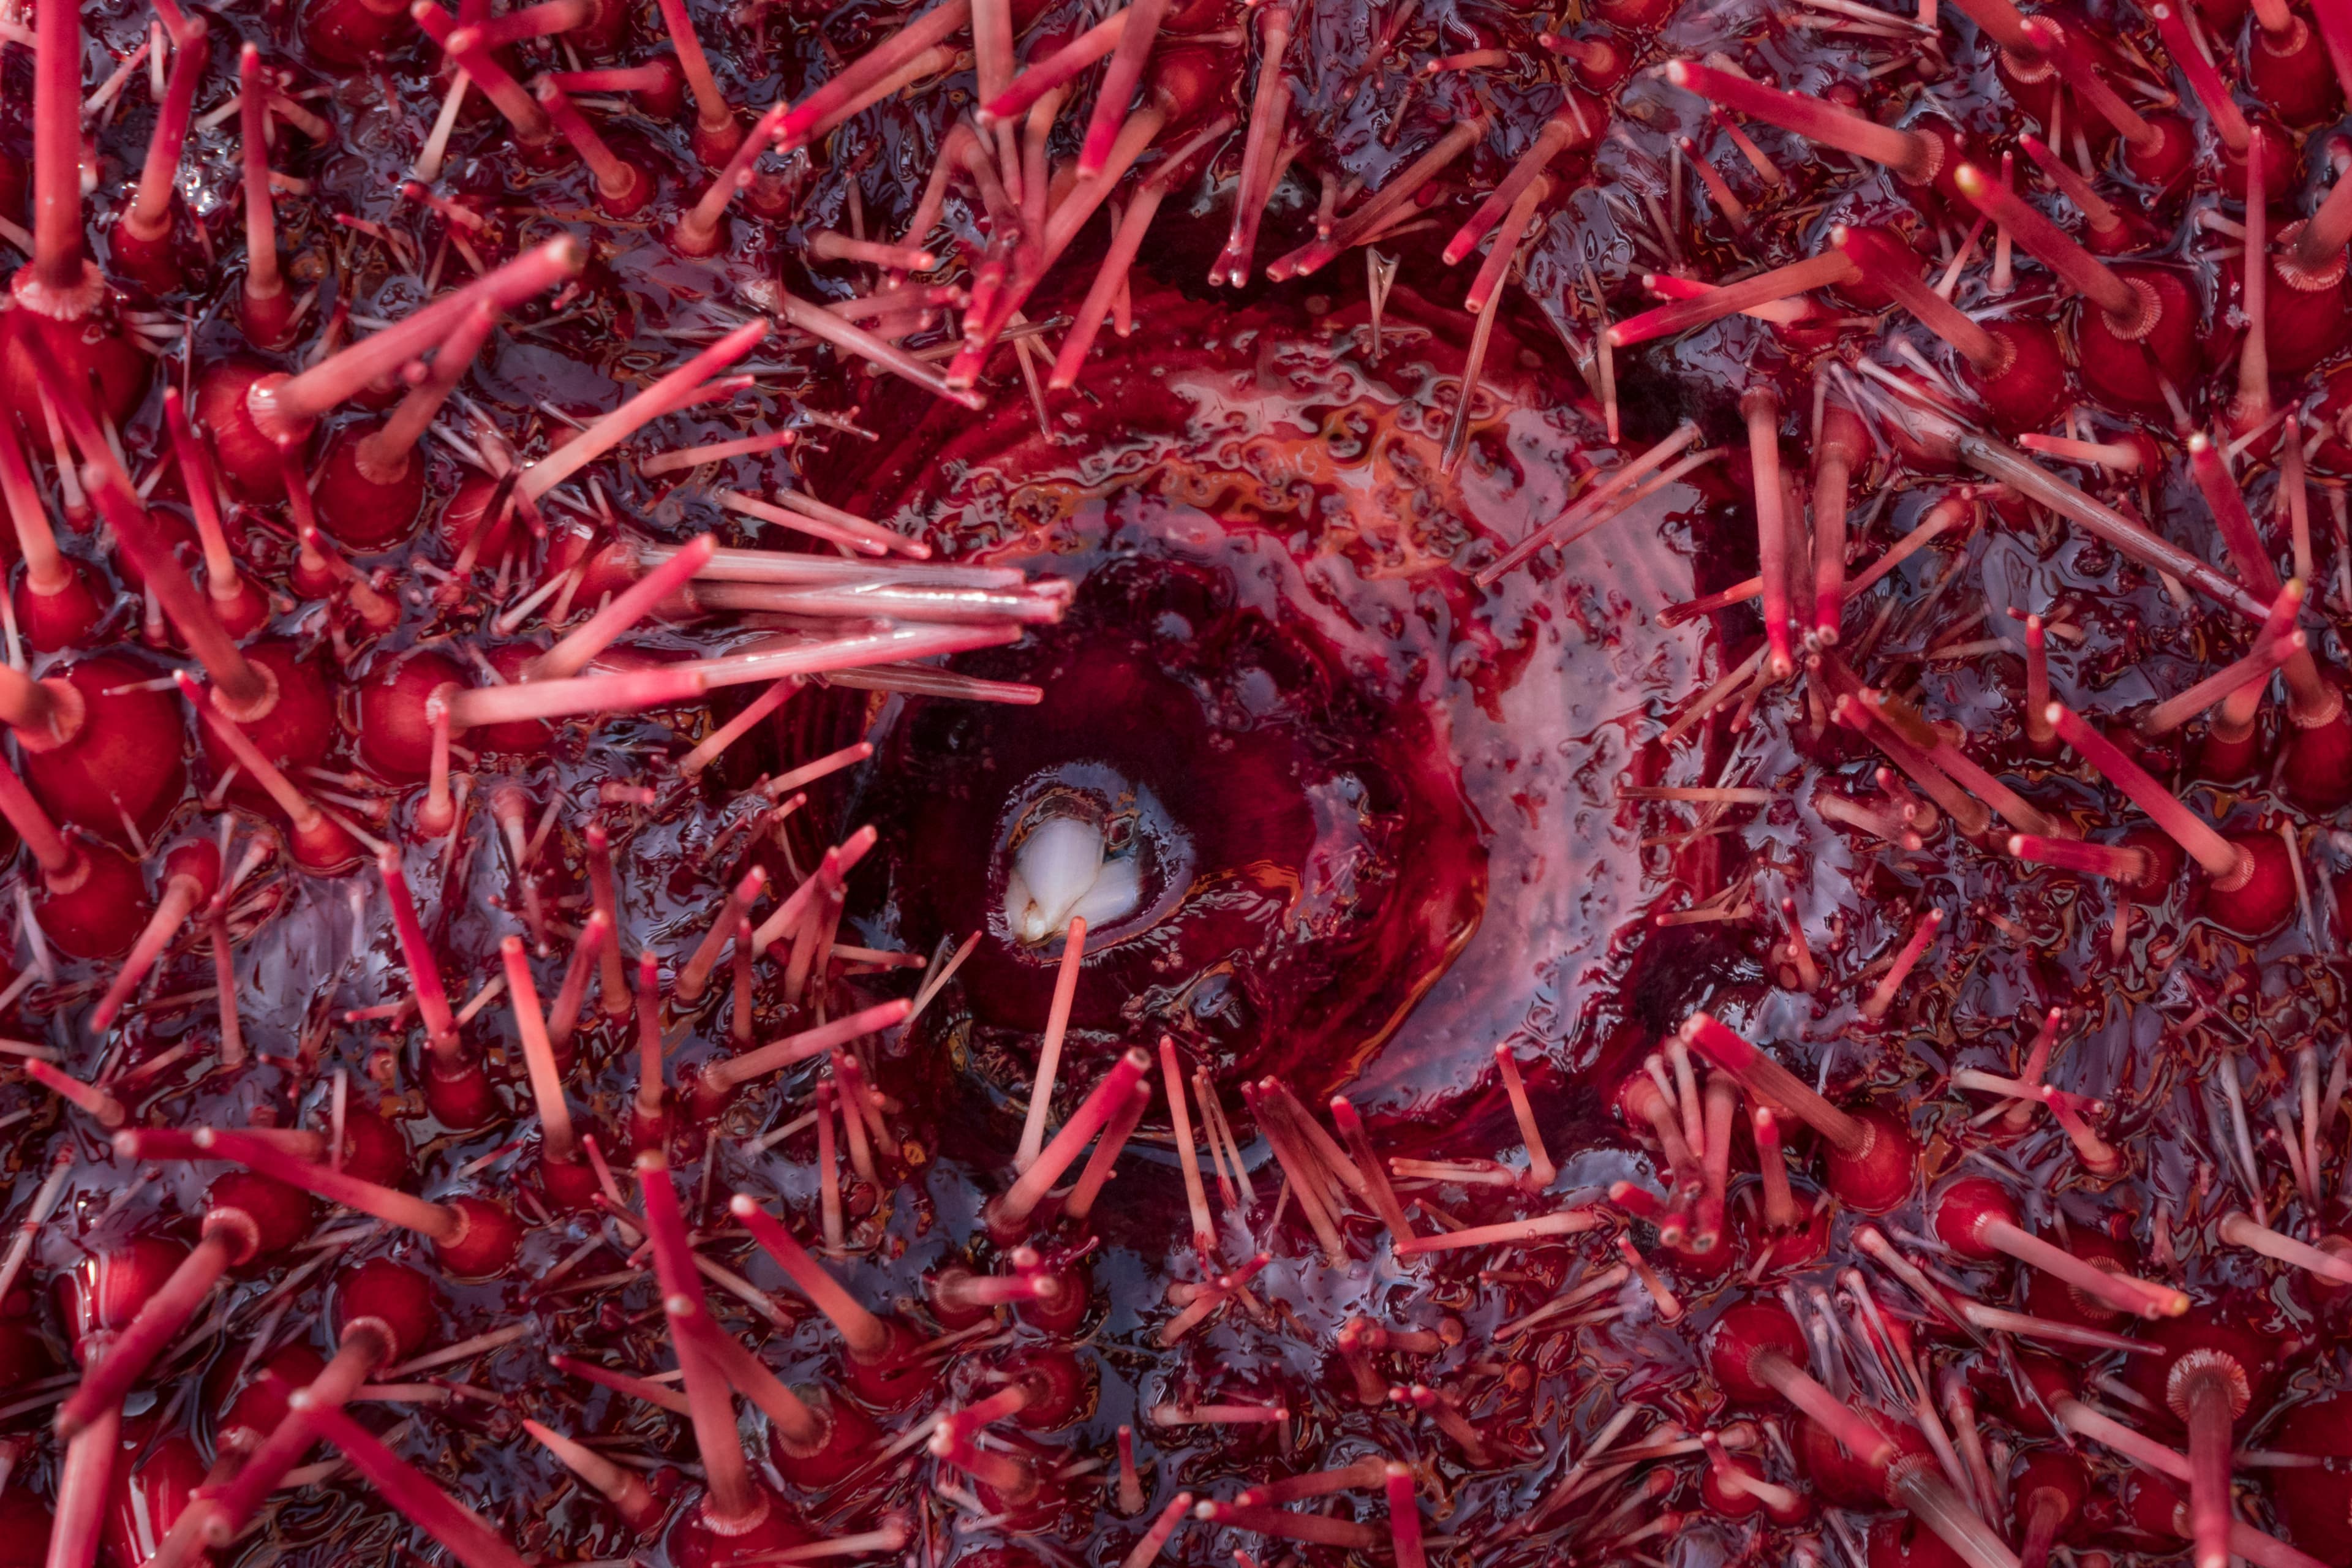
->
[1065, 857, 1141, 932]
[1008, 815, 1137, 943]
[1009, 816, 1102, 942]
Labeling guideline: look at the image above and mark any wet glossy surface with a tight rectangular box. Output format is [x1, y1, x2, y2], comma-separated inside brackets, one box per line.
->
[6, 0, 2352, 1563]
[832, 283, 1714, 1115]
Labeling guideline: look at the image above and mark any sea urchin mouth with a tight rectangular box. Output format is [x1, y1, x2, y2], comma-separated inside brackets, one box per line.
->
[858, 526, 1483, 1100]
[820, 281, 1708, 1112]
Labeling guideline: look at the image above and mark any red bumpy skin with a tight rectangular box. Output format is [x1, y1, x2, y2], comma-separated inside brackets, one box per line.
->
[2269, 1393, 2352, 1554]
[2022, 1224, 2144, 1325]
[768, 1389, 879, 1488]
[1868, 1515, 1967, 1568]
[2198, 830, 2298, 935]
[310, 428, 431, 550]
[333, 1257, 440, 1362]
[195, 639, 338, 784]
[102, 1434, 208, 1568]
[1706, 1301, 1810, 1404]
[2282, 701, 2352, 812]
[336, 1107, 415, 1186]
[301, 0, 418, 71]
[25, 829, 155, 960]
[55, 1235, 191, 1362]
[1970, 320, 2070, 432]
[432, 1195, 527, 1278]
[2247, 12, 2340, 126]
[2011, 1452, 2090, 1568]
[666, 1488, 805, 1568]
[2076, 267, 2203, 415]
[359, 649, 468, 780]
[1822, 1103, 1920, 1214]
[14, 654, 189, 846]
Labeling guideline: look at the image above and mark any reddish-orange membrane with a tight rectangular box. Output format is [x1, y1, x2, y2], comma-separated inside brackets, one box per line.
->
[4, 0, 2352, 1562]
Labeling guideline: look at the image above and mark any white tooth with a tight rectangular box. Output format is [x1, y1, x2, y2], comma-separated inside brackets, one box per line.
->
[1065, 856, 1140, 931]
[1004, 867, 1039, 944]
[1006, 816, 1104, 943]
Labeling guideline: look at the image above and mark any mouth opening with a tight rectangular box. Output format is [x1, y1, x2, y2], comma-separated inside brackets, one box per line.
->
[771, 278, 1697, 1134]
[846, 511, 1485, 1102]
[1000, 772, 1163, 949]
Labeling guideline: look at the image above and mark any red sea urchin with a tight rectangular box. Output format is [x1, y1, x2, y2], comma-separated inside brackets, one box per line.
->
[6, 0, 2352, 1567]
